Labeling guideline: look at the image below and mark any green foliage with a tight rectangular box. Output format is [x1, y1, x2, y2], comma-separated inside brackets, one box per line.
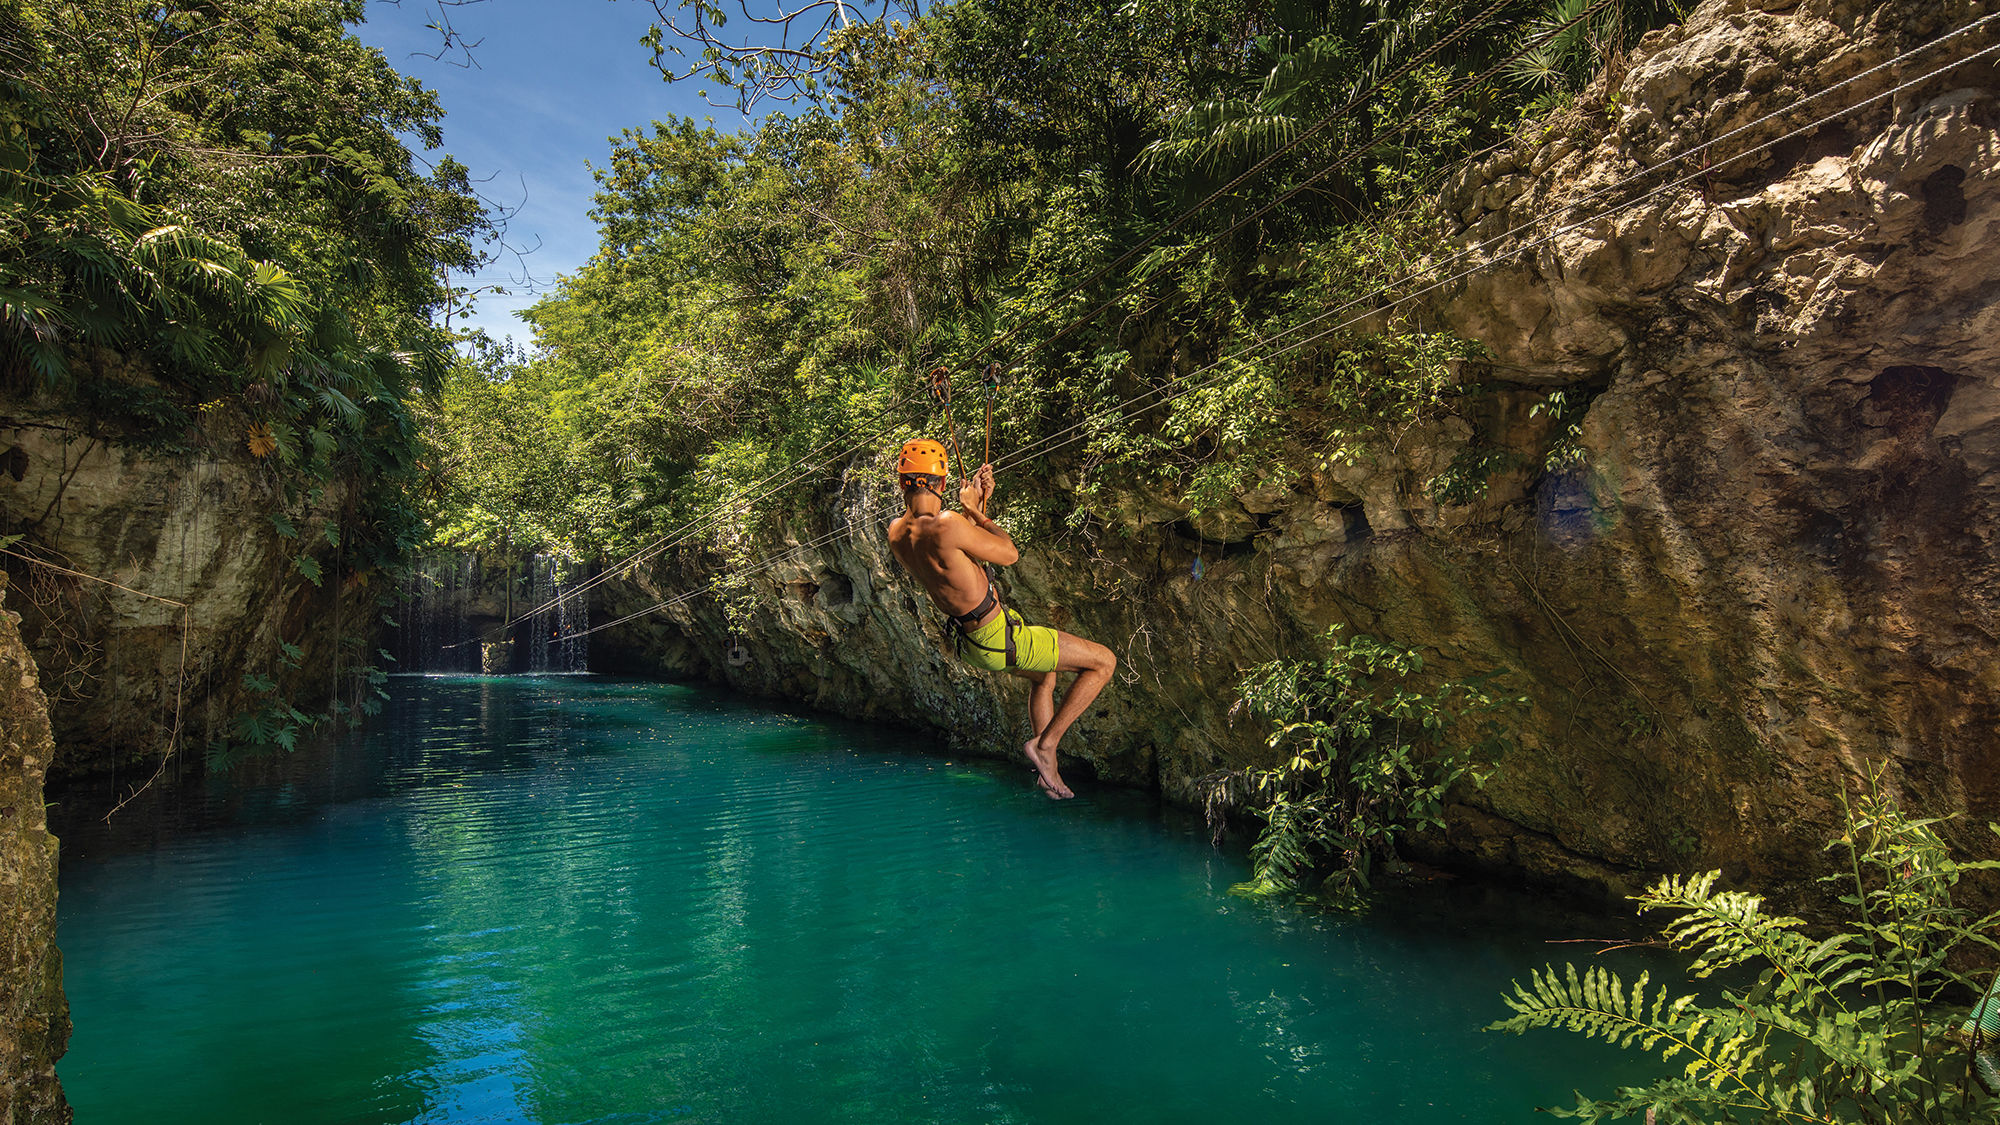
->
[214, 641, 313, 763]
[1228, 627, 1518, 904]
[1534, 387, 1591, 471]
[1, 0, 492, 578]
[326, 639, 394, 728]
[424, 0, 1675, 569]
[1491, 771, 2000, 1123]
[1506, 0, 1684, 114]
[1429, 442, 1523, 504]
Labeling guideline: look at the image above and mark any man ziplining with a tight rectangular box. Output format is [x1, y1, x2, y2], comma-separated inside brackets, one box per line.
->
[886, 438, 1117, 800]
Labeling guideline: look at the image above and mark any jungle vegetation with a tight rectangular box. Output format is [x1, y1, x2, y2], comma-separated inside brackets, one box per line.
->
[0, 0, 1691, 842]
[417, 0, 1680, 938]
[0, 0, 493, 583]
[1494, 775, 2000, 1124]
[0, 0, 501, 751]
[424, 0, 1683, 563]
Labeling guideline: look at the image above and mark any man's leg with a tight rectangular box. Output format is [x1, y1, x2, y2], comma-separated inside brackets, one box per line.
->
[1014, 669, 1068, 798]
[1024, 631, 1117, 791]
[1027, 671, 1056, 740]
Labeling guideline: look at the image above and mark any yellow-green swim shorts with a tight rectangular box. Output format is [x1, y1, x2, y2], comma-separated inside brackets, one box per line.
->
[958, 607, 1061, 674]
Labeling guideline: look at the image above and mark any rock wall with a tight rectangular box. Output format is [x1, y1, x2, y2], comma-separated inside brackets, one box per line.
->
[0, 576, 70, 1123]
[0, 404, 367, 792]
[595, 0, 2000, 904]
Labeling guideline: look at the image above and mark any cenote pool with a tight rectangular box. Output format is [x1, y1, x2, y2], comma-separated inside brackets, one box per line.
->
[55, 675, 1665, 1124]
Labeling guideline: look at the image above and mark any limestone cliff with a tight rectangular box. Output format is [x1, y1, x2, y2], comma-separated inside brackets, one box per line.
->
[0, 576, 70, 1123]
[0, 397, 368, 790]
[593, 0, 2000, 902]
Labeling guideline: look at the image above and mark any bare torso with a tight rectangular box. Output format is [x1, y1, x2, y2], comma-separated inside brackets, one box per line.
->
[887, 511, 999, 626]
[885, 470, 1110, 801]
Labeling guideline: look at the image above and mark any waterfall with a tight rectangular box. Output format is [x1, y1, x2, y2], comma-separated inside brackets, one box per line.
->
[526, 554, 590, 674]
[394, 552, 587, 675]
[394, 552, 479, 674]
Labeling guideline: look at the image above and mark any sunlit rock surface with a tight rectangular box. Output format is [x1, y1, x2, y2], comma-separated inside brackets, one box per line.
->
[0, 577, 70, 1122]
[600, 0, 2000, 904]
[0, 400, 361, 784]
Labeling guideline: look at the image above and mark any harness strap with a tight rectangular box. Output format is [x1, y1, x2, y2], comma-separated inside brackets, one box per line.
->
[950, 583, 998, 630]
[900, 472, 947, 506]
[948, 580, 1016, 669]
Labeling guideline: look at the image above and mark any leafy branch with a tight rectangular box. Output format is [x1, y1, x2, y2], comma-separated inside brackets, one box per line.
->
[1493, 767, 2000, 1124]
[1212, 626, 1519, 905]
[638, 0, 921, 110]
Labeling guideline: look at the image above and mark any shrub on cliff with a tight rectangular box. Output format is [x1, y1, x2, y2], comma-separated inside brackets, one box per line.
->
[1492, 774, 2000, 1124]
[1215, 626, 1518, 904]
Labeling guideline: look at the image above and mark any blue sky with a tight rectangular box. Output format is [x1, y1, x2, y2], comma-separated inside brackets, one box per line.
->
[353, 1, 752, 345]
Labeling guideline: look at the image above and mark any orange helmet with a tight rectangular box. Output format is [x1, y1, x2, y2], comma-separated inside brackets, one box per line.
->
[897, 439, 948, 478]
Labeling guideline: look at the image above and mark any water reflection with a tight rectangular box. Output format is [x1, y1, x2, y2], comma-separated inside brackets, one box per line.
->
[59, 675, 1671, 1125]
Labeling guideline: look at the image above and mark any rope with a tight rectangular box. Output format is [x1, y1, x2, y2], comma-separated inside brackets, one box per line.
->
[0, 546, 195, 820]
[570, 16, 1999, 643]
[929, 365, 966, 477]
[466, 0, 1629, 639]
[982, 362, 999, 467]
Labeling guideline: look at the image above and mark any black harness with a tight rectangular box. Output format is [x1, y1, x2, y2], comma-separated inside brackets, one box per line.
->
[948, 578, 1016, 669]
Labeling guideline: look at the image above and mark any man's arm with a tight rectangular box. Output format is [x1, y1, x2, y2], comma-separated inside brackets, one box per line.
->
[951, 506, 1019, 566]
[952, 463, 1016, 565]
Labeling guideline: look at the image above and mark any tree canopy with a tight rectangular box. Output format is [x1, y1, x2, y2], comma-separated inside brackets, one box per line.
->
[428, 0, 1664, 562]
[0, 0, 493, 576]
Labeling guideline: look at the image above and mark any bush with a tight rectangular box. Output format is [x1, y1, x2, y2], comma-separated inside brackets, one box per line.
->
[1491, 770, 2000, 1124]
[1218, 627, 1518, 904]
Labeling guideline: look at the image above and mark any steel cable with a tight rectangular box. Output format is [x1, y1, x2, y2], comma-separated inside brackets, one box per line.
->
[481, 0, 1563, 636]
[575, 19, 2000, 641]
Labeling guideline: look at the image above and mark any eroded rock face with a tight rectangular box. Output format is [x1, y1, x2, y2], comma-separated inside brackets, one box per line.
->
[1426, 0, 2000, 882]
[0, 576, 71, 1122]
[597, 0, 2000, 904]
[0, 408, 363, 787]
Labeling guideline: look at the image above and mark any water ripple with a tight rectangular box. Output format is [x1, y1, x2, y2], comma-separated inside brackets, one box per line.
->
[56, 675, 1669, 1125]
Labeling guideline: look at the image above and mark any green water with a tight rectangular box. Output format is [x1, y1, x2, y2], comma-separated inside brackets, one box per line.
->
[56, 676, 1660, 1124]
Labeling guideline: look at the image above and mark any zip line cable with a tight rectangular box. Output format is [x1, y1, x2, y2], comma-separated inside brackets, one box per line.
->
[901, 0, 1626, 476]
[496, 7, 1994, 646]
[569, 23, 1998, 642]
[463, 0, 1562, 639]
[993, 26, 2000, 477]
[572, 513, 874, 640]
[1051, 1, 2000, 379]
[1158, 7, 2000, 392]
[489, 352, 978, 644]
[915, 0, 1577, 473]
[456, 385, 928, 646]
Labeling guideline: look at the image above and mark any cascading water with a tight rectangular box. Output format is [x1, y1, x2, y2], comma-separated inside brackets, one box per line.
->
[526, 554, 589, 673]
[393, 552, 588, 674]
[392, 552, 485, 674]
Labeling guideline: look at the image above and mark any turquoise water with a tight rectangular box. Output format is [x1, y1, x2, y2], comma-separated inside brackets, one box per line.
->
[57, 676, 1659, 1124]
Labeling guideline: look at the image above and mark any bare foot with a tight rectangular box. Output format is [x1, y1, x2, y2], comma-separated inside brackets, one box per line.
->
[1023, 739, 1074, 799]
